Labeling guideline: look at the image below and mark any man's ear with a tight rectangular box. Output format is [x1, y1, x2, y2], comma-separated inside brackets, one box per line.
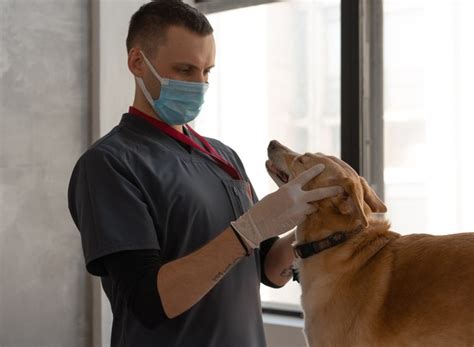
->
[337, 179, 369, 227]
[128, 47, 145, 77]
[360, 177, 387, 213]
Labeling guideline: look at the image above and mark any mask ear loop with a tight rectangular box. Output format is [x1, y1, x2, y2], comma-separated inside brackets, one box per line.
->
[140, 51, 169, 86]
[135, 51, 167, 115]
[135, 77, 156, 108]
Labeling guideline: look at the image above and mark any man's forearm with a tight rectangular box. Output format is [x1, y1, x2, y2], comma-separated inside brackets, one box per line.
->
[263, 231, 296, 287]
[157, 227, 247, 318]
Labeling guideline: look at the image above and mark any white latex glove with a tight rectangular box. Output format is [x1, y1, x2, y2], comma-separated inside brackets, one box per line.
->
[230, 164, 343, 248]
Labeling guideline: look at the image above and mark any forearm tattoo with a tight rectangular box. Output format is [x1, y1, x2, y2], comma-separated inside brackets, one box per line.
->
[212, 256, 241, 282]
[280, 266, 293, 279]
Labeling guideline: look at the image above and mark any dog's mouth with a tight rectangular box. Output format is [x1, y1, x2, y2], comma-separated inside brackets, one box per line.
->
[266, 160, 290, 184]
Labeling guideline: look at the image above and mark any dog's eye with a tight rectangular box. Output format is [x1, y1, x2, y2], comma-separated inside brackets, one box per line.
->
[296, 156, 309, 164]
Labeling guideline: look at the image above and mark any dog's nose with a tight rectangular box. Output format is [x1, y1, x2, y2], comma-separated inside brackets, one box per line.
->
[268, 140, 280, 151]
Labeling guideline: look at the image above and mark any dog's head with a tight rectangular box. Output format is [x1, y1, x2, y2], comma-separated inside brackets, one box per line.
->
[266, 140, 387, 233]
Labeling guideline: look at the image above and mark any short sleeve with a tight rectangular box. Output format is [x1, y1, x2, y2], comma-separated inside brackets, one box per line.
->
[68, 148, 160, 276]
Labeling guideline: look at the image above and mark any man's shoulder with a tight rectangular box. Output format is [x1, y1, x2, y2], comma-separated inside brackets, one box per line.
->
[88, 125, 126, 156]
[81, 120, 148, 162]
[73, 126, 130, 172]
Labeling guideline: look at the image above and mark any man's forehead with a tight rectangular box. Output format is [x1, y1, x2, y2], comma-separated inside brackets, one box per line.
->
[154, 26, 215, 65]
[160, 26, 214, 50]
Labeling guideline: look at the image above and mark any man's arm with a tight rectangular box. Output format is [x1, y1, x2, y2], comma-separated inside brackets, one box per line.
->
[102, 228, 294, 328]
[158, 230, 296, 320]
[157, 227, 247, 318]
[262, 232, 296, 287]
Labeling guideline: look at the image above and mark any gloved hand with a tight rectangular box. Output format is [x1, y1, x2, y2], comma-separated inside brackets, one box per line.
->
[230, 164, 343, 248]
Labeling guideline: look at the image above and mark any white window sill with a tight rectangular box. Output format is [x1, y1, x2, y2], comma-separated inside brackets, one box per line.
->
[262, 312, 304, 329]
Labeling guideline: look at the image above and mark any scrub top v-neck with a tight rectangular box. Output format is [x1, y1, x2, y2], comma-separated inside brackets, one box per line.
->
[67, 111, 267, 347]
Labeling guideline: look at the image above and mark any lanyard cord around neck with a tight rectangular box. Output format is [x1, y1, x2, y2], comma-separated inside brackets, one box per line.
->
[128, 107, 243, 181]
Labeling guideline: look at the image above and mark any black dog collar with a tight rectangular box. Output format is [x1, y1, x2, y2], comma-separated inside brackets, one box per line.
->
[293, 232, 347, 259]
[293, 226, 363, 259]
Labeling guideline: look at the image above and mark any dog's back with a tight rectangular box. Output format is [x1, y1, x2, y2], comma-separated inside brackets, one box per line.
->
[377, 232, 474, 346]
[300, 222, 474, 347]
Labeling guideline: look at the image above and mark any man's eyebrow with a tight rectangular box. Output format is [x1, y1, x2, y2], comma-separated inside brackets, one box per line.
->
[173, 62, 215, 70]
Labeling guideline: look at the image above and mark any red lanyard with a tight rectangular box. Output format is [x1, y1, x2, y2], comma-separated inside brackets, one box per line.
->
[129, 107, 243, 181]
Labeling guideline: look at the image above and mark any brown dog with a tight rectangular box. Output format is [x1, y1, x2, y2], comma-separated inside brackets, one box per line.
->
[266, 140, 474, 347]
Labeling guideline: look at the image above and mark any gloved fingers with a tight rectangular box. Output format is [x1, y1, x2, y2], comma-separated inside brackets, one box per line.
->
[302, 203, 318, 215]
[304, 185, 343, 202]
[291, 204, 317, 226]
[291, 164, 325, 186]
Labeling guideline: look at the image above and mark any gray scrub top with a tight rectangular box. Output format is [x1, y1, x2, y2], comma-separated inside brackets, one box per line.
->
[68, 112, 267, 347]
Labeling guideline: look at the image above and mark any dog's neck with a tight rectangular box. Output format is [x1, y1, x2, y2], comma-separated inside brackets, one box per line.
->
[295, 212, 391, 243]
[293, 226, 364, 259]
[296, 212, 392, 242]
[292, 214, 395, 282]
[295, 213, 358, 244]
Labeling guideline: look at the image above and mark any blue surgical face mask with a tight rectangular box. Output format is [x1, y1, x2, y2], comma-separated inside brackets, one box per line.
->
[136, 51, 209, 125]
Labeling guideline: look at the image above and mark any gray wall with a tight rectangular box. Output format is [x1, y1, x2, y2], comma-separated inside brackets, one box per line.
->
[0, 1, 91, 346]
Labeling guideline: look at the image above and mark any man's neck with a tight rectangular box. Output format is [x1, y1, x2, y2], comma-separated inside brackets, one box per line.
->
[132, 97, 184, 134]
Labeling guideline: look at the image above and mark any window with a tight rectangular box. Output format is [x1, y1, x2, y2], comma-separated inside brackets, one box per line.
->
[195, 0, 341, 311]
[383, 0, 474, 234]
[196, 0, 474, 314]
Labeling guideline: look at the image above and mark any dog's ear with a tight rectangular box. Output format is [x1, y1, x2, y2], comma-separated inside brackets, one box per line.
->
[339, 179, 369, 227]
[360, 177, 387, 213]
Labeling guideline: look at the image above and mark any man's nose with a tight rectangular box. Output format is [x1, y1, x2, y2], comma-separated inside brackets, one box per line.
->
[195, 72, 207, 83]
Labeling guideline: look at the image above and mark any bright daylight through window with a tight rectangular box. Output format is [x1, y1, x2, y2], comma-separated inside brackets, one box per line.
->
[383, 0, 474, 235]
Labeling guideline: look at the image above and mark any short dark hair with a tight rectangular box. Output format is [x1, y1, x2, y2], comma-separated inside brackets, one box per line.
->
[126, 0, 213, 55]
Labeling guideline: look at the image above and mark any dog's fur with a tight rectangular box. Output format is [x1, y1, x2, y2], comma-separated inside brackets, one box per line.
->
[266, 140, 474, 347]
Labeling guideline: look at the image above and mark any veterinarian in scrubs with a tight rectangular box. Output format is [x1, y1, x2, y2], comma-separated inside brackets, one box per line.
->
[67, 1, 341, 346]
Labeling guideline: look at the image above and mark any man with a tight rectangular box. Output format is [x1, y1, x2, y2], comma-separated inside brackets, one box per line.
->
[68, 1, 341, 346]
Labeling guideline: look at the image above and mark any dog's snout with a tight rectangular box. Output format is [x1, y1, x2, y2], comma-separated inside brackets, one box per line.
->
[268, 140, 299, 159]
[268, 140, 280, 151]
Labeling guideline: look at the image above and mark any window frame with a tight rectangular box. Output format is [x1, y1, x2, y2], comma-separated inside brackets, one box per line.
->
[193, 0, 281, 14]
[341, 0, 383, 198]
